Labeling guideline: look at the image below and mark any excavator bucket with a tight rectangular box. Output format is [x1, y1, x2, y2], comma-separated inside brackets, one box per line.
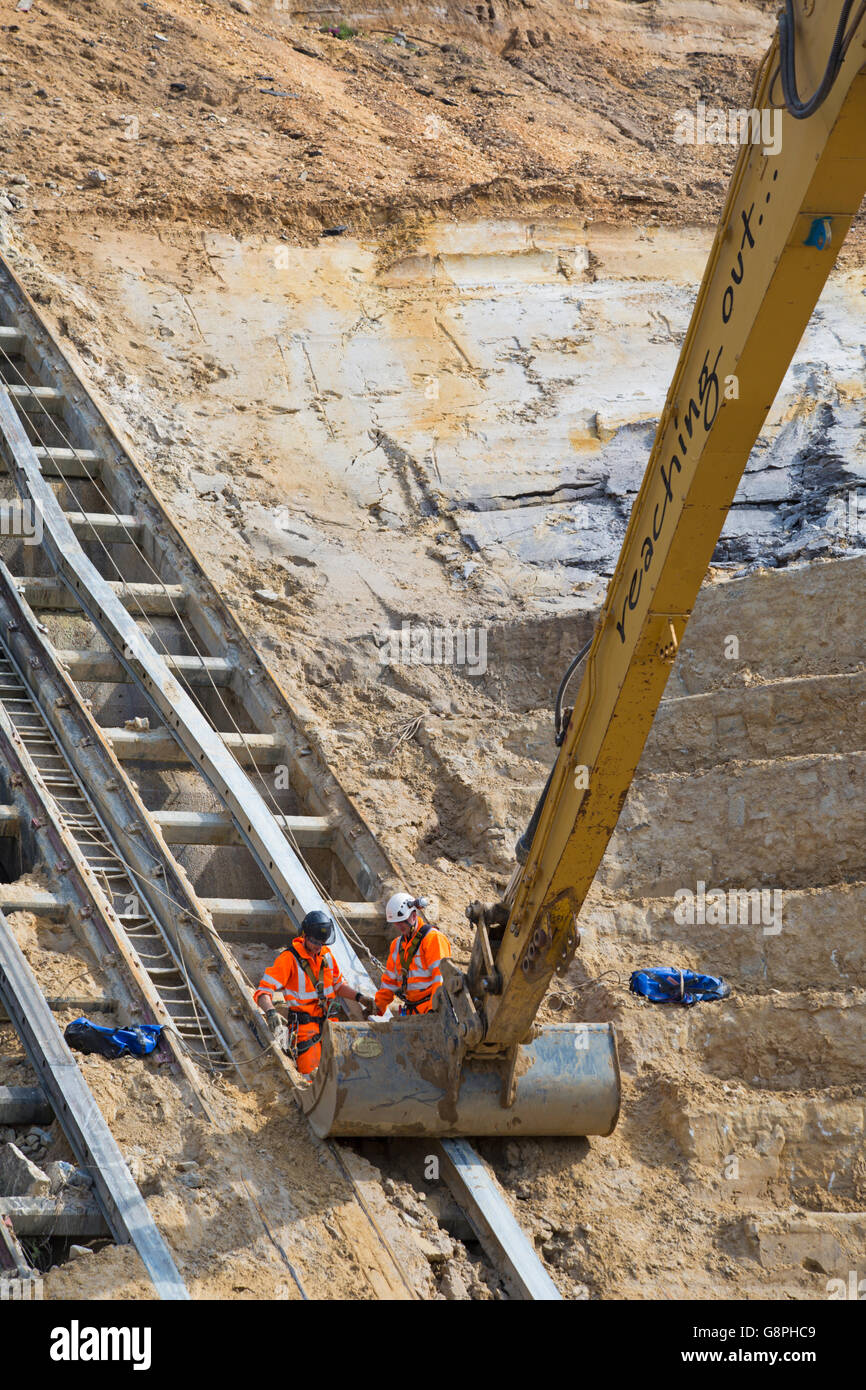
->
[301, 1015, 621, 1139]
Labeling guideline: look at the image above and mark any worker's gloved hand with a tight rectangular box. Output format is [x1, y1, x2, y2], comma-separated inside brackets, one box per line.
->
[264, 1008, 282, 1035]
[357, 995, 375, 1018]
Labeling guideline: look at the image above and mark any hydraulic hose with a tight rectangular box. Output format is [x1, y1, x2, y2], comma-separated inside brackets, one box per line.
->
[553, 638, 592, 746]
[517, 637, 593, 862]
[515, 759, 557, 865]
[778, 0, 858, 119]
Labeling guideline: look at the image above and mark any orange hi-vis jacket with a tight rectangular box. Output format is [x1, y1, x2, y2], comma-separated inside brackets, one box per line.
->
[374, 919, 451, 1017]
[254, 936, 343, 1075]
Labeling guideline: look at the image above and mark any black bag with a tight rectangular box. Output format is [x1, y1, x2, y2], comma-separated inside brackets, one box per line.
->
[64, 1018, 126, 1060]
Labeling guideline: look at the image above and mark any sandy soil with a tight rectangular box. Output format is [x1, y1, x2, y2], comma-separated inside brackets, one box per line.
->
[1, 909, 434, 1300]
[2, 0, 780, 240]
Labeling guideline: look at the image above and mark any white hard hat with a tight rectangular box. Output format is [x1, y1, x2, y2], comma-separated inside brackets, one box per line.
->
[386, 892, 417, 924]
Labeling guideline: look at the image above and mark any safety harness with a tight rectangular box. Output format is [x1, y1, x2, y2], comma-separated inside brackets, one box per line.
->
[283, 942, 340, 1058]
[397, 923, 433, 1015]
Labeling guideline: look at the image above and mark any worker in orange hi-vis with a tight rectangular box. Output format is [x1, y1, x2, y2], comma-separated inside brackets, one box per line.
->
[254, 910, 375, 1075]
[374, 892, 451, 1018]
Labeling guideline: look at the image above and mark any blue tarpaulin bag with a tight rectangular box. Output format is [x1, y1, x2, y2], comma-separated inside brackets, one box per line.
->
[64, 1018, 163, 1060]
[629, 968, 731, 1007]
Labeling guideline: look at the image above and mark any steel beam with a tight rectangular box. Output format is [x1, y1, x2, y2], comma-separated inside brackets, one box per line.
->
[12, 576, 187, 616]
[33, 447, 101, 477]
[101, 726, 283, 765]
[204, 898, 287, 930]
[62, 511, 141, 542]
[7, 384, 63, 414]
[0, 386, 372, 993]
[207, 898, 379, 933]
[435, 1139, 562, 1301]
[0, 883, 372, 936]
[0, 326, 25, 354]
[1, 448, 102, 479]
[153, 809, 333, 847]
[0, 1196, 108, 1239]
[210, 899, 378, 928]
[0, 883, 367, 923]
[0, 885, 63, 918]
[0, 1086, 53, 1126]
[0, 909, 188, 1297]
[0, 998, 117, 1025]
[0, 504, 140, 544]
[57, 648, 233, 687]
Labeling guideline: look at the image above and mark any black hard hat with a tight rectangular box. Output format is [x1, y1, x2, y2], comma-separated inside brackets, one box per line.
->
[301, 909, 336, 945]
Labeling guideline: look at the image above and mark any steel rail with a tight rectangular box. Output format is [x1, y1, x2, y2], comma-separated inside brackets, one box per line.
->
[0, 909, 189, 1299]
[435, 1140, 562, 1300]
[0, 664, 213, 1100]
[0, 560, 279, 1082]
[0, 387, 374, 995]
[0, 255, 397, 912]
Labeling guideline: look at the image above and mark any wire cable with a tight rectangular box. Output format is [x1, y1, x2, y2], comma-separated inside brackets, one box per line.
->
[0, 341, 382, 1090]
[0, 342, 384, 978]
[547, 970, 625, 1013]
[0, 623, 224, 1073]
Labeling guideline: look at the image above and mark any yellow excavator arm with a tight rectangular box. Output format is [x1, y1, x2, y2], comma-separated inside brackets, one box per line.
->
[306, 0, 866, 1138]
[477, 0, 866, 1054]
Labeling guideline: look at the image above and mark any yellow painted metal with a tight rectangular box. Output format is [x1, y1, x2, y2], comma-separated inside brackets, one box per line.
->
[483, 3, 866, 1050]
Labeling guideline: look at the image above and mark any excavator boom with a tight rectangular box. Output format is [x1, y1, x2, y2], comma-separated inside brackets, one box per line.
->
[482, 1, 866, 1053]
[310, 0, 866, 1137]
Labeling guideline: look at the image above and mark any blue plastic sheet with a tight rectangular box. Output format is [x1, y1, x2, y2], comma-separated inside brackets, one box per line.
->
[629, 968, 731, 1007]
[64, 1017, 164, 1059]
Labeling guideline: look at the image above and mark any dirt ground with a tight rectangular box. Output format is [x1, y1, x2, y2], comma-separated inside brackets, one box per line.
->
[1, 0, 864, 1301]
[1, 908, 416, 1300]
[2, 0, 782, 240]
